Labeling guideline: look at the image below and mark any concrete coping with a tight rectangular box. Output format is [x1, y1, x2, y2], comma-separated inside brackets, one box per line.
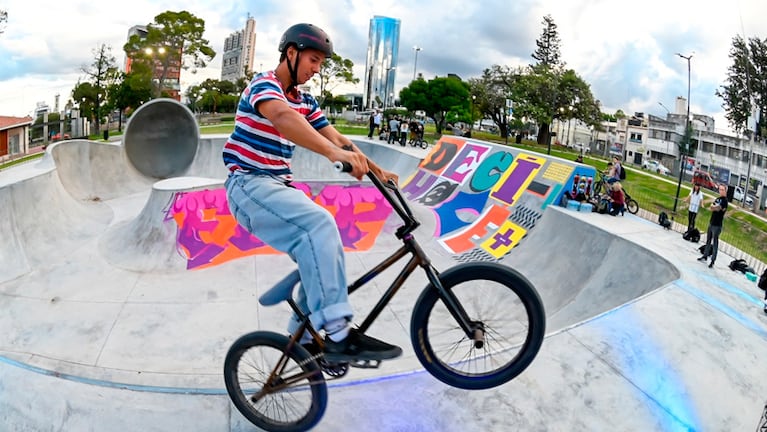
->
[153, 177, 224, 191]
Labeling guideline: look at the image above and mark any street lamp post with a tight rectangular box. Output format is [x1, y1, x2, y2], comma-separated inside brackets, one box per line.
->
[469, 94, 476, 136]
[673, 52, 693, 213]
[658, 101, 671, 116]
[412, 46, 421, 81]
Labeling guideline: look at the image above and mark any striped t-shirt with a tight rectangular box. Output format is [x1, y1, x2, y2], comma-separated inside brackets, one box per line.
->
[223, 71, 329, 180]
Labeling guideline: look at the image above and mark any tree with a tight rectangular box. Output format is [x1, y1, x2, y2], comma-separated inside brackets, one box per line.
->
[716, 35, 767, 137]
[72, 81, 98, 122]
[234, 68, 256, 93]
[469, 65, 525, 139]
[79, 44, 118, 130]
[0, 9, 7, 35]
[189, 78, 240, 113]
[109, 65, 153, 130]
[399, 76, 470, 134]
[532, 15, 563, 69]
[124, 10, 216, 97]
[312, 53, 359, 108]
[511, 66, 601, 149]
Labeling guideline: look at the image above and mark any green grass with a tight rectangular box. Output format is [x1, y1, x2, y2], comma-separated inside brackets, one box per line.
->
[0, 152, 44, 169]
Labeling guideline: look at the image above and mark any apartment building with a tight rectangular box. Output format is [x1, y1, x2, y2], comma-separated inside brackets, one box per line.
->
[593, 98, 767, 207]
[221, 16, 256, 83]
[364, 16, 401, 110]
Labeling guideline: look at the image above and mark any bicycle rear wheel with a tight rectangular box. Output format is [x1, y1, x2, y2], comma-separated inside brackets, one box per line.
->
[224, 331, 327, 432]
[627, 198, 639, 214]
[410, 262, 545, 390]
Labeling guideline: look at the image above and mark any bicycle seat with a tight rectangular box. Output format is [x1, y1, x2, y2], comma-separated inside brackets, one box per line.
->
[259, 270, 301, 306]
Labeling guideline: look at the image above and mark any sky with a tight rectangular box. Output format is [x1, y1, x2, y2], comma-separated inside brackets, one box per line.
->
[1, 0, 766, 135]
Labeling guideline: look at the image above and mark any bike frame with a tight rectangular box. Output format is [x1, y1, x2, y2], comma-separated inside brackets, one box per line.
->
[252, 172, 484, 401]
[285, 172, 479, 350]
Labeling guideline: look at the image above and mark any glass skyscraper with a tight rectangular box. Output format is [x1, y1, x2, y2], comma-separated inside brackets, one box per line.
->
[364, 16, 401, 110]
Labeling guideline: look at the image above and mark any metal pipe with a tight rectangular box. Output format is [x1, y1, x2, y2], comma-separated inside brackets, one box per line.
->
[673, 53, 693, 213]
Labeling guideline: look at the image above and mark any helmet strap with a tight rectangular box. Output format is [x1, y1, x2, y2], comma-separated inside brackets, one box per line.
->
[286, 50, 301, 93]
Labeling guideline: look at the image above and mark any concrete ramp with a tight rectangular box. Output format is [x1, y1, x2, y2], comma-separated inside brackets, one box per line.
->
[100, 177, 224, 272]
[505, 206, 679, 331]
[49, 139, 153, 201]
[1, 129, 765, 431]
[123, 99, 199, 179]
[0, 164, 111, 283]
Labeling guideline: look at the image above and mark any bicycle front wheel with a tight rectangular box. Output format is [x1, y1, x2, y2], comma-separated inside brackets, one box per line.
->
[627, 199, 639, 214]
[419, 139, 429, 149]
[410, 262, 546, 390]
[224, 332, 327, 432]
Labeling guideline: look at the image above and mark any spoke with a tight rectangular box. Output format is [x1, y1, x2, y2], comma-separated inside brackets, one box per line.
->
[426, 279, 533, 376]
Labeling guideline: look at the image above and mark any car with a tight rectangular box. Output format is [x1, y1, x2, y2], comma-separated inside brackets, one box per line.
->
[572, 143, 590, 154]
[51, 132, 70, 141]
[692, 170, 718, 191]
[642, 159, 671, 175]
[733, 186, 754, 206]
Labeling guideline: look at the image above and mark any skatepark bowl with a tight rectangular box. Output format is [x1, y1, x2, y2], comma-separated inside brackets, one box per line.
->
[1, 99, 766, 431]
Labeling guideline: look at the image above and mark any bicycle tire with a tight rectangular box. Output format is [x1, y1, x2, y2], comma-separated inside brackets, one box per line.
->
[419, 139, 428, 149]
[410, 262, 545, 390]
[592, 181, 603, 197]
[627, 199, 639, 214]
[224, 331, 327, 432]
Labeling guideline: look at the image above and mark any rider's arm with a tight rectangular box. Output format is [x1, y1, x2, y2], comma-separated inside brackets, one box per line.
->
[319, 126, 399, 184]
[258, 99, 368, 179]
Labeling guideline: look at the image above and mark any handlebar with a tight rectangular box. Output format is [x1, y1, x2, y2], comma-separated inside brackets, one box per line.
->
[334, 160, 420, 239]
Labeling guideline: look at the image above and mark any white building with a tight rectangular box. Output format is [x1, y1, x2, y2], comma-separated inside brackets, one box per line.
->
[221, 16, 256, 83]
[601, 98, 767, 208]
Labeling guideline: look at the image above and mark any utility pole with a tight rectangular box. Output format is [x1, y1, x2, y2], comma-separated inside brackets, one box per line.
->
[673, 52, 693, 213]
[412, 46, 421, 81]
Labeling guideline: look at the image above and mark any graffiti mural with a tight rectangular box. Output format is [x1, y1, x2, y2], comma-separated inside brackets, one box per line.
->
[402, 136, 596, 259]
[163, 136, 595, 269]
[167, 184, 393, 270]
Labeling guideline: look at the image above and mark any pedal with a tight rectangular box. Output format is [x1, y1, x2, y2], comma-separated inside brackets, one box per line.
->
[319, 359, 350, 378]
[349, 359, 381, 369]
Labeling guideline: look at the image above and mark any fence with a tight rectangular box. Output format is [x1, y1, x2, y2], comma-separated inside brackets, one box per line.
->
[627, 183, 767, 275]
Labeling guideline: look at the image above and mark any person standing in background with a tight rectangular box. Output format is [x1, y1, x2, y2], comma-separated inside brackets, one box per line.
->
[683, 184, 704, 231]
[697, 184, 728, 269]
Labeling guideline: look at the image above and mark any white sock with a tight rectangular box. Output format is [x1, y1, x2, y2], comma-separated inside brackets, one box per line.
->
[325, 318, 350, 342]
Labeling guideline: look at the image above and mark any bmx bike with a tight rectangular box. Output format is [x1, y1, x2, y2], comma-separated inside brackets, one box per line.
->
[223, 166, 546, 431]
[408, 133, 429, 149]
[592, 173, 639, 214]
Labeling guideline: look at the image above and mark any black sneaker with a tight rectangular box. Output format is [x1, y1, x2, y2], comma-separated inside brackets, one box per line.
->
[697, 256, 707, 262]
[300, 341, 321, 357]
[323, 328, 402, 363]
[708, 261, 715, 268]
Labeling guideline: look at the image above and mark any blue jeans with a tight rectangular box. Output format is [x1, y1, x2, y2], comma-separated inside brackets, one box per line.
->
[225, 171, 353, 333]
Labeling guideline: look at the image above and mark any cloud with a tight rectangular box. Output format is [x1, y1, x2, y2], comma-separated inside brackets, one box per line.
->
[1, 0, 766, 131]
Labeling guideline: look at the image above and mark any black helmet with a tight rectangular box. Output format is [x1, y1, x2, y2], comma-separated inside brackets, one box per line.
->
[278, 23, 334, 58]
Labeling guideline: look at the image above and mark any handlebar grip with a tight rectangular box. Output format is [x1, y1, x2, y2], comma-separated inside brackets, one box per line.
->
[333, 161, 353, 173]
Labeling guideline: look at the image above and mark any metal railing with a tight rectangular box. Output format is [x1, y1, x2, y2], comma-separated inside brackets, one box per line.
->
[627, 184, 767, 274]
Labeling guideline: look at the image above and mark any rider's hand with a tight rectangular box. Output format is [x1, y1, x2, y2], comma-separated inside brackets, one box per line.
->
[371, 166, 398, 185]
[330, 147, 368, 180]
